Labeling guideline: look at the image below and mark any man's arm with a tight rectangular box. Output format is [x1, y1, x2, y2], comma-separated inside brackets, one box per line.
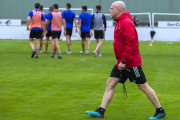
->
[78, 20, 82, 35]
[118, 21, 136, 70]
[26, 16, 31, 30]
[90, 14, 94, 36]
[102, 14, 107, 31]
[62, 19, 66, 36]
[73, 18, 78, 32]
[121, 21, 136, 62]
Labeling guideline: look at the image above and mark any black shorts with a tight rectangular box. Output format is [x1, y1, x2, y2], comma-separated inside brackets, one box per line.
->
[81, 32, 91, 38]
[66, 29, 72, 36]
[51, 32, 61, 39]
[46, 30, 52, 37]
[110, 65, 147, 84]
[30, 30, 43, 39]
[94, 30, 104, 39]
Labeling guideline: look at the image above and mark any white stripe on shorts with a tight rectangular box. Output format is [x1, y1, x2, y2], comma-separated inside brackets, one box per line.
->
[133, 67, 140, 78]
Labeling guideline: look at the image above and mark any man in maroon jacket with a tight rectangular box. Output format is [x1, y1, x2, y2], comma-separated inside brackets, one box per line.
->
[86, 1, 166, 119]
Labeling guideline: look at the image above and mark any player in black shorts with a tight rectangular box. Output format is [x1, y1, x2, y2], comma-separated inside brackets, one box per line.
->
[90, 5, 106, 57]
[78, 6, 92, 54]
[63, 3, 78, 54]
[27, 3, 45, 58]
[44, 6, 54, 53]
[86, 1, 166, 119]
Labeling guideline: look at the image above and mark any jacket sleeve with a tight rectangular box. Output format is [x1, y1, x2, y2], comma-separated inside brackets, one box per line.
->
[121, 20, 136, 62]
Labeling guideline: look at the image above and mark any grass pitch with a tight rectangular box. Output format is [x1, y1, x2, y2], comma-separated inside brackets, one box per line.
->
[0, 40, 179, 120]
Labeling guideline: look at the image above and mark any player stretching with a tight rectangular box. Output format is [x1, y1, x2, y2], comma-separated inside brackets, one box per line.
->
[44, 6, 54, 54]
[46, 4, 66, 59]
[86, 1, 166, 119]
[27, 3, 45, 58]
[39, 5, 45, 53]
[78, 6, 92, 54]
[63, 3, 78, 54]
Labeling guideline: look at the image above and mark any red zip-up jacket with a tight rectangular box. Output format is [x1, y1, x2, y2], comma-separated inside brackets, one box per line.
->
[113, 12, 142, 68]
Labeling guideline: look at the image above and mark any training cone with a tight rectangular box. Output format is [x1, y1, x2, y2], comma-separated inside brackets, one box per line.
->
[149, 42, 153, 46]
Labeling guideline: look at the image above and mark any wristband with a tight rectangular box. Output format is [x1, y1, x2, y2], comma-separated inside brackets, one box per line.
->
[121, 60, 126, 64]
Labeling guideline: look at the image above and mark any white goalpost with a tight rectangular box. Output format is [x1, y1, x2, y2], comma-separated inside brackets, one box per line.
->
[152, 13, 180, 27]
[43, 8, 94, 17]
[104, 12, 152, 27]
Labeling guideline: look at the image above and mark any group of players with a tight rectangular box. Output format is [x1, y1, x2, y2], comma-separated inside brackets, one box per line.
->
[27, 3, 107, 59]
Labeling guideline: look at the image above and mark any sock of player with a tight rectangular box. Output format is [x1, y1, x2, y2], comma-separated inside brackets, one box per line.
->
[156, 107, 164, 113]
[33, 49, 35, 52]
[87, 49, 89, 52]
[58, 54, 61, 56]
[52, 49, 54, 51]
[98, 107, 105, 114]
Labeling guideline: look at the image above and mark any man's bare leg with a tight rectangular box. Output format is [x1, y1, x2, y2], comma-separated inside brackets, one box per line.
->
[34, 39, 40, 58]
[100, 77, 120, 109]
[137, 82, 161, 109]
[52, 38, 62, 59]
[29, 38, 35, 50]
[44, 37, 49, 53]
[81, 38, 85, 53]
[30, 38, 36, 58]
[39, 38, 43, 52]
[66, 35, 71, 54]
[96, 39, 103, 54]
[51, 38, 54, 53]
[86, 37, 90, 54]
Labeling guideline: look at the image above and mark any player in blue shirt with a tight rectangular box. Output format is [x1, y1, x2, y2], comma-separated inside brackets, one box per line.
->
[44, 6, 54, 54]
[27, 3, 45, 58]
[46, 4, 66, 59]
[78, 6, 92, 54]
[63, 3, 78, 54]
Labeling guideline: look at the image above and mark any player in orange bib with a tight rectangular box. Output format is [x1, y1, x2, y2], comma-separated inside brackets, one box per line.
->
[46, 4, 66, 59]
[27, 3, 45, 58]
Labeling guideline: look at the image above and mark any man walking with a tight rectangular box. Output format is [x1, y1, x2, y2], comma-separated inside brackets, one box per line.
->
[86, 1, 166, 119]
[44, 6, 54, 54]
[78, 6, 92, 54]
[39, 5, 45, 53]
[46, 4, 66, 59]
[27, 3, 45, 58]
[63, 3, 78, 54]
[90, 5, 106, 57]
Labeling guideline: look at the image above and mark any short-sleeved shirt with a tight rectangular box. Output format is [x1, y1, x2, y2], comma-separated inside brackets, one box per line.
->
[45, 13, 52, 30]
[48, 11, 64, 32]
[63, 10, 76, 29]
[28, 10, 45, 31]
[78, 12, 92, 32]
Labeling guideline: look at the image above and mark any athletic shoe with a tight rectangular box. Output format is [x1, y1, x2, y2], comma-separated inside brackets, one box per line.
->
[86, 51, 90, 55]
[52, 51, 54, 54]
[44, 50, 48, 53]
[67, 50, 71, 54]
[80, 51, 85, 54]
[35, 55, 38, 58]
[51, 54, 54, 58]
[58, 55, 62, 59]
[98, 53, 102, 57]
[39, 50, 42, 53]
[149, 110, 166, 119]
[86, 109, 104, 118]
[31, 51, 36, 58]
[93, 50, 97, 57]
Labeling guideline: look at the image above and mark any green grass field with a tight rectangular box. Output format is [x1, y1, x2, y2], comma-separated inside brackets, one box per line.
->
[0, 40, 179, 120]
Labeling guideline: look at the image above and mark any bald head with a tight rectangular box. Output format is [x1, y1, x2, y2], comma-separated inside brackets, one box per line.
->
[112, 1, 126, 11]
[109, 1, 126, 19]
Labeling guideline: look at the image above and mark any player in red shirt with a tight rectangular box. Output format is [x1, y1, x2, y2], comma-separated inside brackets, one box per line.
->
[86, 1, 166, 119]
